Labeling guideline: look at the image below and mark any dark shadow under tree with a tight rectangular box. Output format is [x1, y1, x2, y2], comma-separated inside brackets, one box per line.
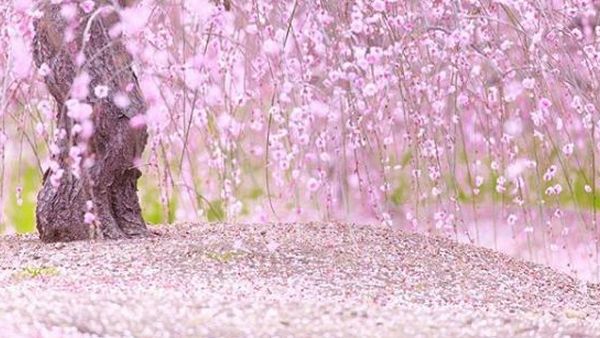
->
[32, 0, 149, 242]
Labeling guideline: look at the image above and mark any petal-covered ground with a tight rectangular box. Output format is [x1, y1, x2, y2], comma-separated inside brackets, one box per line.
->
[0, 223, 599, 337]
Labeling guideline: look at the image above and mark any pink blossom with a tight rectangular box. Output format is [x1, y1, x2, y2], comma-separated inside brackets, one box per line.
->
[94, 85, 109, 99]
[120, 7, 152, 35]
[66, 100, 93, 121]
[372, 0, 386, 12]
[71, 72, 91, 100]
[81, 120, 94, 139]
[205, 85, 223, 106]
[84, 212, 96, 224]
[139, 76, 161, 104]
[562, 143, 574, 156]
[129, 114, 146, 129]
[507, 214, 517, 225]
[350, 19, 363, 33]
[522, 78, 536, 89]
[363, 83, 377, 96]
[113, 93, 131, 109]
[263, 39, 280, 56]
[38, 63, 51, 77]
[11, 36, 32, 79]
[5, 0, 600, 280]
[307, 178, 320, 192]
[185, 0, 216, 20]
[60, 3, 78, 22]
[539, 97, 552, 110]
[50, 169, 64, 188]
[79, 0, 95, 14]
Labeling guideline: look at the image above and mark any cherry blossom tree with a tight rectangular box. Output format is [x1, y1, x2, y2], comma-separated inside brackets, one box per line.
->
[1, 0, 600, 278]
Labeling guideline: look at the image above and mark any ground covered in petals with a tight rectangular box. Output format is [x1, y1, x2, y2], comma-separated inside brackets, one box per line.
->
[0, 223, 599, 337]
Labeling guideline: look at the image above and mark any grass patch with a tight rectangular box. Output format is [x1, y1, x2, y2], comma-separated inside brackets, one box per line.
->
[205, 199, 226, 222]
[204, 250, 246, 263]
[7, 165, 40, 234]
[14, 266, 60, 279]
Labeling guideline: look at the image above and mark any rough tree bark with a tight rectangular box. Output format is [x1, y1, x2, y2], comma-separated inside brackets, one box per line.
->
[32, 0, 149, 242]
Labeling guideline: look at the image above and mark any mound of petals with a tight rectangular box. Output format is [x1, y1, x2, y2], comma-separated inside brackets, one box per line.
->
[0, 223, 599, 337]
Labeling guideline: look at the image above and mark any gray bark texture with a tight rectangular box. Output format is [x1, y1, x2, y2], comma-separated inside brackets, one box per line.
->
[32, 1, 149, 242]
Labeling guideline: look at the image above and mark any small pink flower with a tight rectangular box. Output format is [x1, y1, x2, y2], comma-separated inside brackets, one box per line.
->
[373, 0, 386, 11]
[507, 214, 517, 225]
[75, 52, 86, 66]
[263, 39, 280, 56]
[60, 3, 78, 22]
[543, 165, 557, 181]
[113, 93, 131, 109]
[307, 177, 320, 192]
[84, 212, 96, 224]
[245, 24, 258, 35]
[205, 85, 223, 106]
[129, 114, 147, 129]
[120, 7, 152, 35]
[11, 36, 32, 79]
[554, 209, 563, 218]
[81, 120, 94, 139]
[80, 0, 95, 14]
[50, 169, 64, 188]
[94, 85, 109, 99]
[562, 143, 574, 156]
[71, 72, 91, 100]
[522, 77, 535, 89]
[539, 97, 552, 110]
[350, 20, 363, 33]
[140, 76, 161, 104]
[66, 100, 93, 121]
[38, 63, 51, 77]
[49, 143, 60, 155]
[363, 83, 377, 96]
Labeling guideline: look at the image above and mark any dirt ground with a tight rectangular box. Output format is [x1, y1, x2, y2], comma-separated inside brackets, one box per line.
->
[0, 222, 599, 337]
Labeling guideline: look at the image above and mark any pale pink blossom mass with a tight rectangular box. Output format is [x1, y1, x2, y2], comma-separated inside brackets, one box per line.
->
[1, 0, 600, 290]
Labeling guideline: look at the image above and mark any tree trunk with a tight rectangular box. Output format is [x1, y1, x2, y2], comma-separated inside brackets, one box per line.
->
[32, 1, 149, 242]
